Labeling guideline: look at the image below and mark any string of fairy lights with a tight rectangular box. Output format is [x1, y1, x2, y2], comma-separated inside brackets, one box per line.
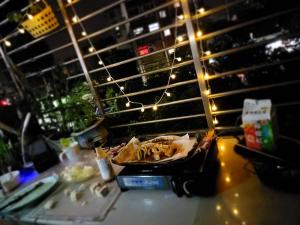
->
[192, 0, 219, 125]
[1, 0, 219, 124]
[69, 0, 185, 112]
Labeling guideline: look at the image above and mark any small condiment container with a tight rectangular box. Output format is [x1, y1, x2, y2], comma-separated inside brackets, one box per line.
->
[95, 147, 115, 181]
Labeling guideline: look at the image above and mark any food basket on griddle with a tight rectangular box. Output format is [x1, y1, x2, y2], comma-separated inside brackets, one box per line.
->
[111, 130, 215, 168]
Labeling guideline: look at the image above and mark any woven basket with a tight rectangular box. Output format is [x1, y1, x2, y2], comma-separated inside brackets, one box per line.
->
[21, 0, 59, 38]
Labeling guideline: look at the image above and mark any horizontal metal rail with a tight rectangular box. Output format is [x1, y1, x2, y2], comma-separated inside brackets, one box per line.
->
[208, 56, 300, 80]
[101, 79, 197, 102]
[69, 29, 299, 81]
[19, 0, 248, 77]
[0, 3, 28, 27]
[110, 113, 206, 129]
[209, 80, 300, 99]
[211, 101, 300, 116]
[26, 22, 185, 78]
[198, 7, 300, 44]
[16, 0, 246, 74]
[4, 0, 124, 57]
[94, 60, 194, 87]
[108, 90, 300, 130]
[16, 0, 176, 71]
[105, 97, 202, 115]
[100, 32, 299, 100]
[27, 7, 299, 79]
[192, 0, 245, 20]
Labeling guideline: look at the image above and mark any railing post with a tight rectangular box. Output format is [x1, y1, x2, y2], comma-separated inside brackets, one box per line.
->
[181, 0, 214, 129]
[57, 0, 105, 116]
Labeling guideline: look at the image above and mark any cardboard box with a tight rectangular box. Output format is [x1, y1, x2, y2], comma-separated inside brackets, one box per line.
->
[242, 99, 277, 151]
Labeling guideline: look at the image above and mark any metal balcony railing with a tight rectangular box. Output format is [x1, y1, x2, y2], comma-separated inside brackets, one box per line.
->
[1, 0, 299, 138]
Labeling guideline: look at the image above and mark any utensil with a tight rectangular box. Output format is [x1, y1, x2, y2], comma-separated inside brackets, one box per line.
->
[0, 182, 42, 211]
[0, 175, 59, 213]
[0, 171, 20, 193]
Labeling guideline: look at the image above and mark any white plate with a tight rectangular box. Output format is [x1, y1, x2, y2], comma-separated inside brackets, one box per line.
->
[0, 175, 59, 213]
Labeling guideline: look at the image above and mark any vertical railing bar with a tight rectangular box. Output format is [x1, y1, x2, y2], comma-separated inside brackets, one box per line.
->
[57, 0, 104, 116]
[181, 0, 214, 129]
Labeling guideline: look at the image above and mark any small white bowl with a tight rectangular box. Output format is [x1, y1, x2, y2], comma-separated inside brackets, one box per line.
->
[0, 170, 20, 193]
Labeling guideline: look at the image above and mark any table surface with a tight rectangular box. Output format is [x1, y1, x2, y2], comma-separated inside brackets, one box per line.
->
[2, 137, 300, 225]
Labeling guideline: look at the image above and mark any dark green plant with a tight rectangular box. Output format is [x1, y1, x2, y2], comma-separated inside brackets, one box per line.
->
[60, 82, 96, 132]
[0, 138, 13, 173]
[105, 87, 120, 117]
[7, 0, 46, 23]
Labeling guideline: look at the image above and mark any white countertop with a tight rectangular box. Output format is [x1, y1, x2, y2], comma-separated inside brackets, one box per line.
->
[2, 137, 300, 225]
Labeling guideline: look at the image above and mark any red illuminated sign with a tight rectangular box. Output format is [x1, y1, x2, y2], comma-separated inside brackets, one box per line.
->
[0, 99, 11, 107]
[138, 45, 149, 56]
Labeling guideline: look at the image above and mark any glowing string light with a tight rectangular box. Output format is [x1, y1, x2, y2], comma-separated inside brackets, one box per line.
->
[4, 40, 11, 47]
[198, 7, 205, 14]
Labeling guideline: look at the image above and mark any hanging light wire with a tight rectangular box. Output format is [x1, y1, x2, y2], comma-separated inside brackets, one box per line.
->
[69, 1, 181, 111]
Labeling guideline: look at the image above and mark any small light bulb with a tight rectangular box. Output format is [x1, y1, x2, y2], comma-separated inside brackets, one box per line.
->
[67, 0, 72, 3]
[205, 50, 211, 55]
[196, 30, 203, 37]
[107, 76, 112, 82]
[72, 16, 79, 23]
[27, 14, 34, 20]
[166, 92, 171, 97]
[233, 208, 239, 215]
[198, 7, 205, 14]
[126, 102, 130, 107]
[141, 107, 145, 112]
[98, 60, 103, 65]
[4, 40, 11, 47]
[221, 162, 225, 167]
[177, 14, 184, 20]
[213, 117, 219, 125]
[171, 74, 176, 79]
[234, 193, 239, 198]
[211, 102, 217, 111]
[174, 2, 180, 8]
[220, 145, 225, 151]
[216, 205, 222, 211]
[88, 46, 95, 53]
[81, 31, 87, 36]
[120, 86, 124, 91]
[205, 89, 211, 95]
[225, 175, 231, 183]
[177, 36, 184, 42]
[115, 26, 120, 31]
[176, 57, 182, 62]
[18, 28, 25, 34]
[204, 73, 209, 80]
[153, 105, 158, 111]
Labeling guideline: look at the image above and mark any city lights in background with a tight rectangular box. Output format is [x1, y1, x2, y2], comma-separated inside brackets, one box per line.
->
[0, 99, 11, 107]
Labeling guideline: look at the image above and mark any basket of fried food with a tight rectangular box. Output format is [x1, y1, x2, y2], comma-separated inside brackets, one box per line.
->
[112, 134, 196, 165]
